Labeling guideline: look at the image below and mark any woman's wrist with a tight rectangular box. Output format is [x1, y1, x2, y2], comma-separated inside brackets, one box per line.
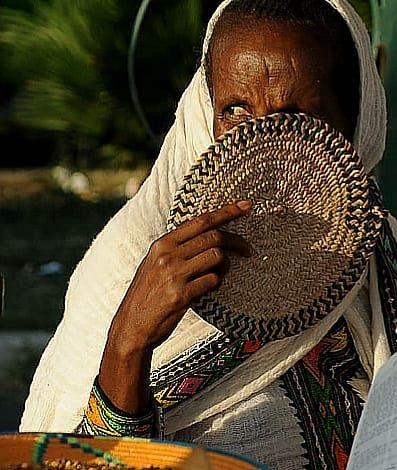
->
[99, 332, 154, 415]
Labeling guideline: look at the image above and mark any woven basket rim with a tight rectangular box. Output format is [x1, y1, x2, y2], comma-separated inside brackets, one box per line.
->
[0, 433, 269, 469]
[167, 113, 384, 341]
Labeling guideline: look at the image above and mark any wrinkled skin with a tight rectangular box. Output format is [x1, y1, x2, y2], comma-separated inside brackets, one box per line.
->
[211, 18, 356, 140]
[99, 19, 358, 414]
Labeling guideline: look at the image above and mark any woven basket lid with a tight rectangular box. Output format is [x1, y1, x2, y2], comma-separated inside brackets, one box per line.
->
[167, 113, 385, 341]
[0, 433, 268, 469]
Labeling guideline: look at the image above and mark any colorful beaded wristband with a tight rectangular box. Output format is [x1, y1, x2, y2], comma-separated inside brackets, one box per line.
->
[77, 377, 156, 438]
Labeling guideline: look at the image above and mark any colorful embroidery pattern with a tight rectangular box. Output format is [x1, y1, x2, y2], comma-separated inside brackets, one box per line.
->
[369, 181, 397, 354]
[78, 379, 155, 438]
[376, 219, 397, 354]
[280, 319, 365, 470]
[153, 337, 262, 409]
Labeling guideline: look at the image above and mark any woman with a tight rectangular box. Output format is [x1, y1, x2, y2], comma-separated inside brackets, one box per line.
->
[21, 0, 397, 469]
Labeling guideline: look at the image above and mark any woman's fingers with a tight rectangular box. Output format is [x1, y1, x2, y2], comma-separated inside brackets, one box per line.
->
[113, 201, 252, 353]
[171, 200, 251, 244]
[187, 272, 221, 300]
[179, 230, 251, 259]
[183, 247, 226, 279]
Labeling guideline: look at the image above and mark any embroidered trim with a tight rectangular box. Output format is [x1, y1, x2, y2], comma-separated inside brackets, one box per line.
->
[150, 331, 227, 385]
[153, 338, 262, 409]
[369, 181, 397, 353]
[280, 318, 365, 470]
[376, 219, 397, 354]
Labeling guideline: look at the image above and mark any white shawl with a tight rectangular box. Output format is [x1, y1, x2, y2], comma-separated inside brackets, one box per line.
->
[20, 0, 390, 434]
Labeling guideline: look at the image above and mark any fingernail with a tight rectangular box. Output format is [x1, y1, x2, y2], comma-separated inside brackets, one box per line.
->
[237, 200, 251, 211]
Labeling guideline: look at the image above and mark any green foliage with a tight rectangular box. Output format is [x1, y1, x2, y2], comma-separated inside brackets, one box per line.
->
[0, 0, 135, 165]
[0, 0, 372, 167]
[349, 0, 372, 30]
[134, 0, 203, 134]
[0, 0, 203, 167]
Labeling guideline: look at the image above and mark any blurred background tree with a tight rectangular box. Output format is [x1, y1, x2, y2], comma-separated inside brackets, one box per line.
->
[0, 0, 374, 169]
[0, 0, 204, 168]
[351, 0, 371, 28]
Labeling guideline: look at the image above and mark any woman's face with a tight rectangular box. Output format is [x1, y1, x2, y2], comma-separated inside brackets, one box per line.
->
[210, 18, 357, 140]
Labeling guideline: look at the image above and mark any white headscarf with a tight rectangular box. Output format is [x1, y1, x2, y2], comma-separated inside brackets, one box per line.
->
[20, 0, 389, 434]
[201, 0, 387, 173]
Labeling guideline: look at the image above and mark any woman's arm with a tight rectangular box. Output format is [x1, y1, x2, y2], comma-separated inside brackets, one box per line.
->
[72, 202, 251, 438]
[98, 202, 252, 416]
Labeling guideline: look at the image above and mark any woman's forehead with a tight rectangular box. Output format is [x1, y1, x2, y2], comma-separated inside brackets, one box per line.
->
[208, 16, 359, 141]
[210, 19, 339, 79]
[211, 16, 336, 50]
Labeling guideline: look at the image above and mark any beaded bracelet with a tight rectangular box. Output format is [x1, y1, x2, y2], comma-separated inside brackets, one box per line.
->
[77, 377, 156, 438]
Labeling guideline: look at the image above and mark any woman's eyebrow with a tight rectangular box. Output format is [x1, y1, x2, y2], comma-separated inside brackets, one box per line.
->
[217, 95, 252, 108]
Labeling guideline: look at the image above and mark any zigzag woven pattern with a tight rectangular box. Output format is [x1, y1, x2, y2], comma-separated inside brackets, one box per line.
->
[167, 114, 385, 341]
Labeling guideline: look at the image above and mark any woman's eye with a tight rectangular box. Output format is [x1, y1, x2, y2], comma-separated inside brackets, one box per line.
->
[224, 105, 252, 122]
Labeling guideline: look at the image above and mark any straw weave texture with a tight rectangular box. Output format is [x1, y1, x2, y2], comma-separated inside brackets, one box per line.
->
[0, 434, 267, 469]
[168, 114, 384, 341]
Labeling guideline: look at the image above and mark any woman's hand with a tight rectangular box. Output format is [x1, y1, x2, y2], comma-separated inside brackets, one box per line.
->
[99, 201, 251, 414]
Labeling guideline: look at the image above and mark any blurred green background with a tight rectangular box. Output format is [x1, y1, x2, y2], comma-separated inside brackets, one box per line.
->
[0, 0, 374, 169]
[0, 0, 395, 430]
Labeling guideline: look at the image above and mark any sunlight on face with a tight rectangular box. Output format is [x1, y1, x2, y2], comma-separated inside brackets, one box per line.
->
[209, 19, 357, 140]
